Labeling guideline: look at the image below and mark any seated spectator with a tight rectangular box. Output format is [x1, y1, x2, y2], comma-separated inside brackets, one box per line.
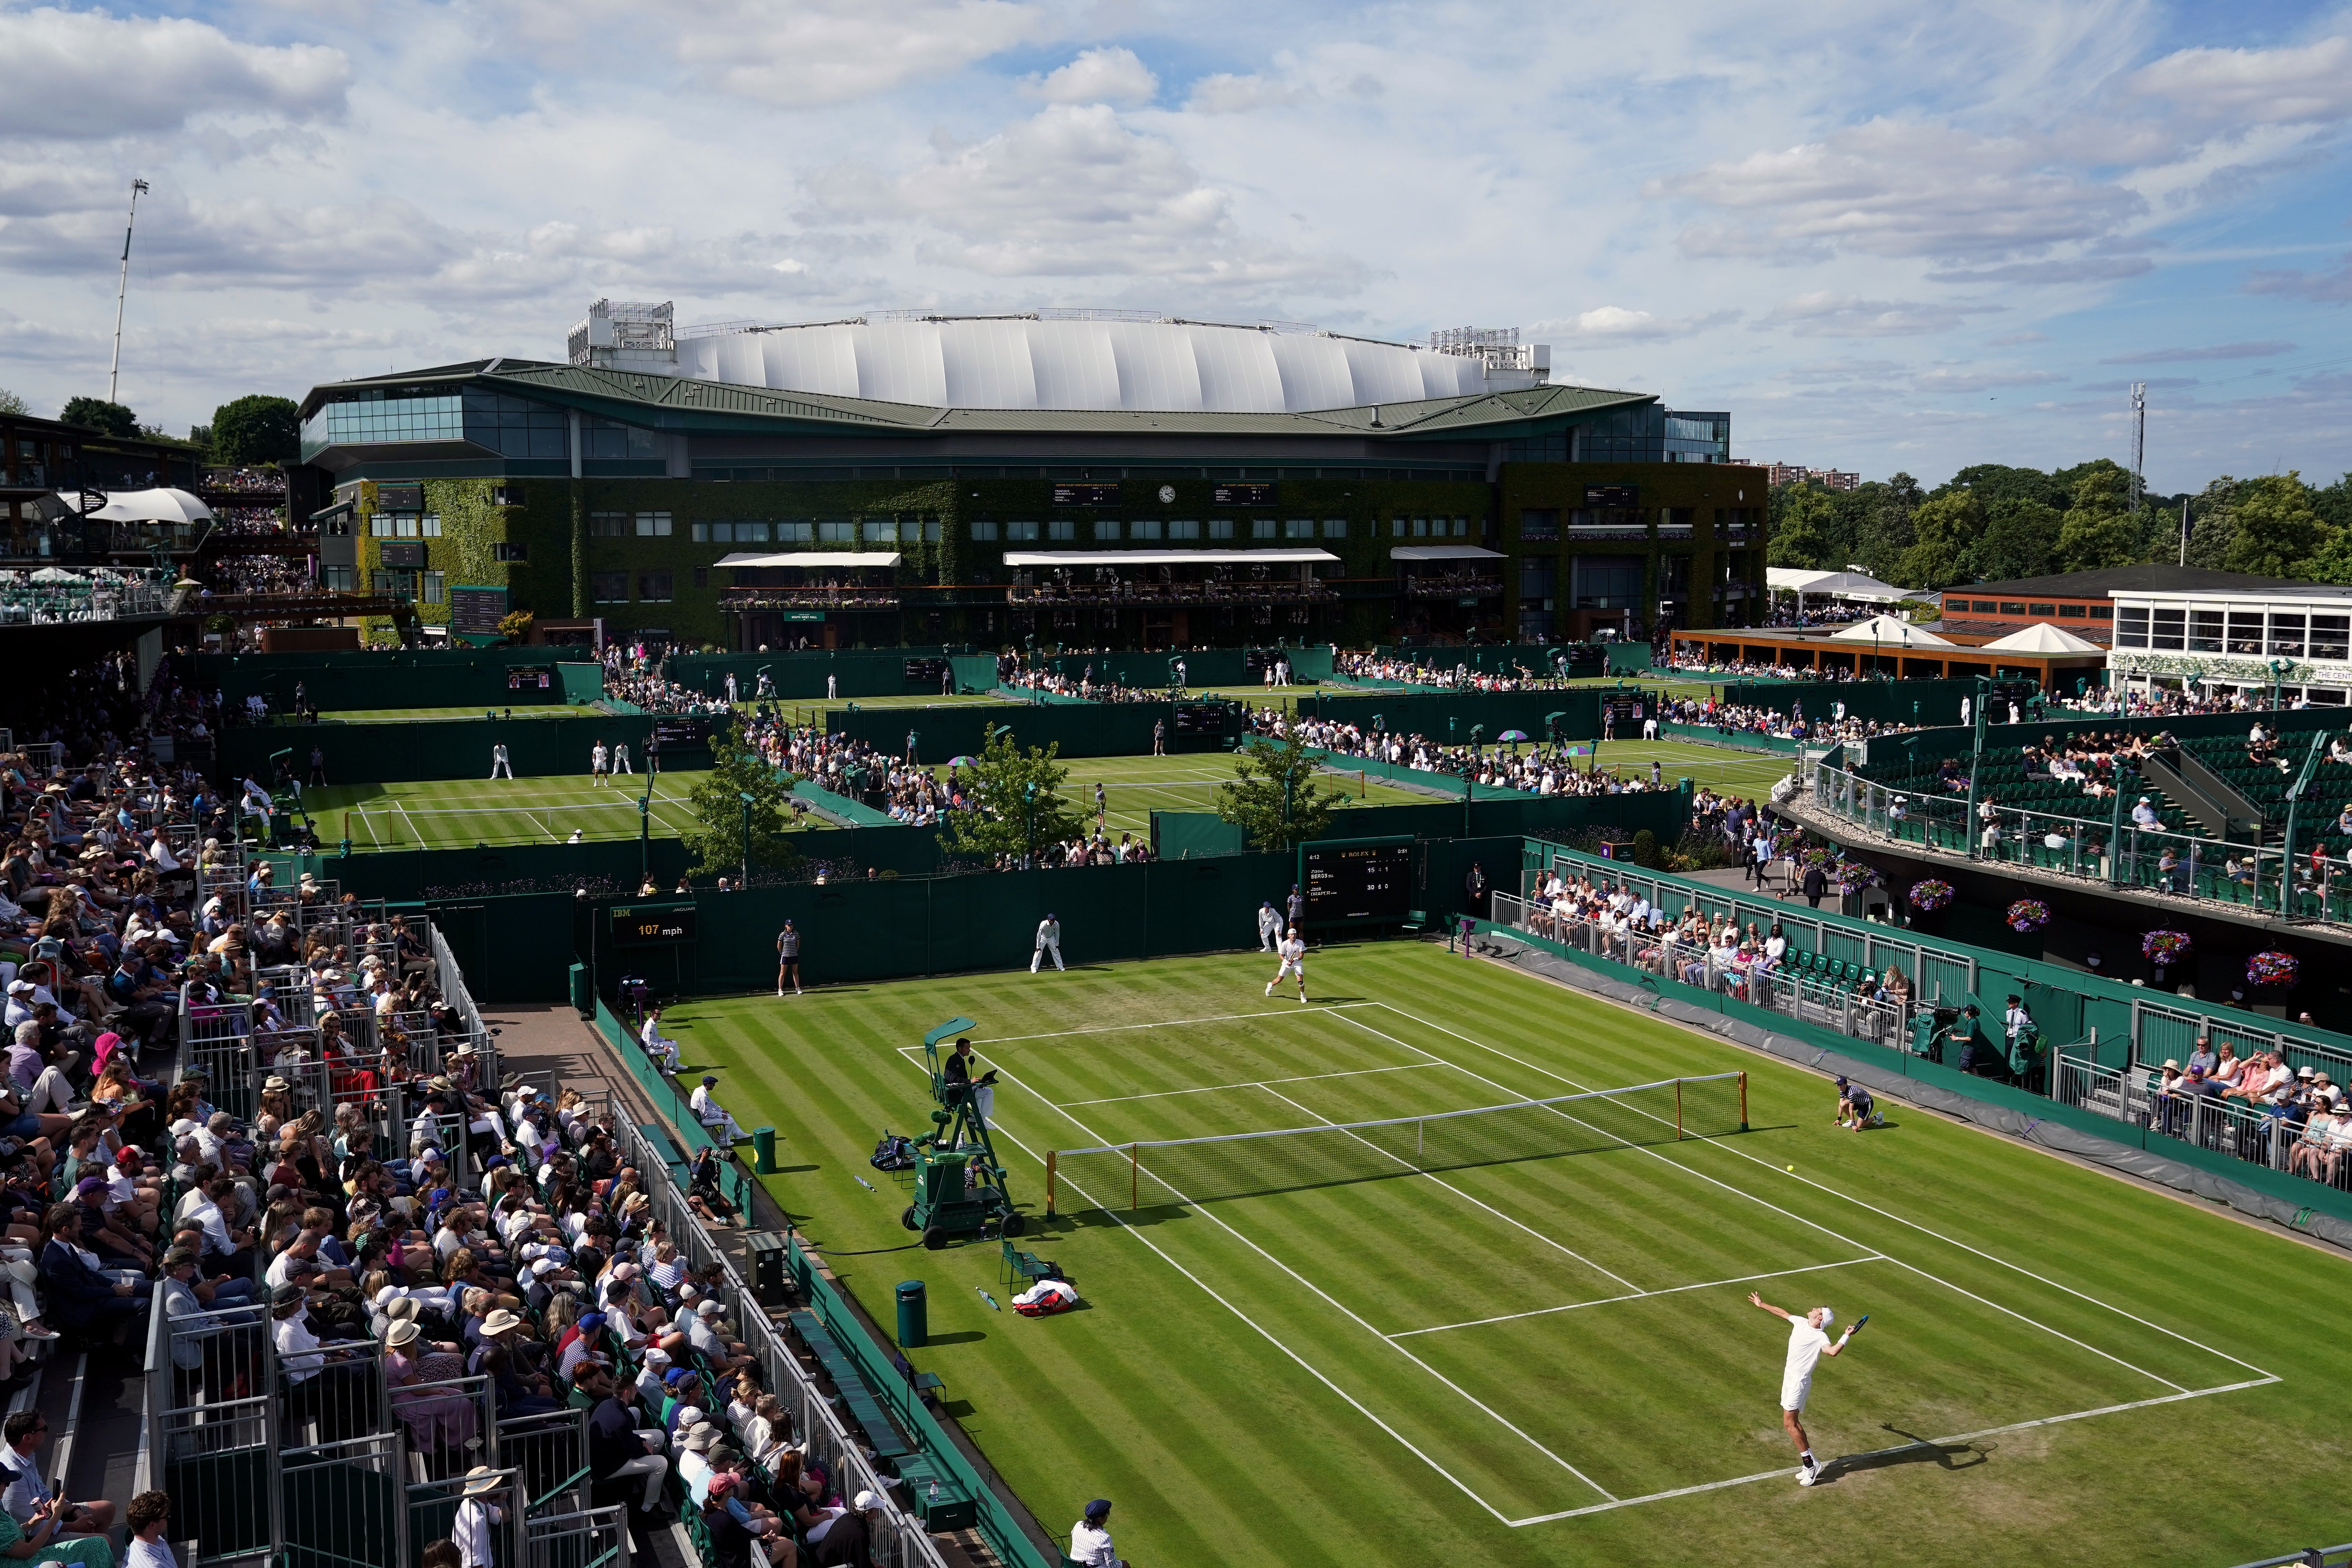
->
[0, 1411, 113, 1537]
[689, 1078, 748, 1143]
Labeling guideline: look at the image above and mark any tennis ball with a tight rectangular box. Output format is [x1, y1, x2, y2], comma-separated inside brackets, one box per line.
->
[1785, 1164, 1795, 1172]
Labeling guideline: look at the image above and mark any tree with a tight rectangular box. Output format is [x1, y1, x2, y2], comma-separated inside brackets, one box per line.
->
[0, 388, 26, 417]
[1938, 463, 2069, 512]
[1855, 474, 1922, 582]
[59, 397, 136, 437]
[1893, 489, 1983, 589]
[210, 394, 300, 465]
[1767, 483, 1837, 569]
[681, 719, 802, 879]
[2221, 472, 2321, 579]
[1976, 498, 2058, 583]
[497, 609, 535, 641]
[2051, 463, 2139, 573]
[1214, 732, 1349, 852]
[938, 726, 1085, 866]
[2180, 477, 2238, 570]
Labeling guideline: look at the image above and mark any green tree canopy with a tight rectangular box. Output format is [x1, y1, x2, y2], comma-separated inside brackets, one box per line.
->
[2221, 472, 2321, 579]
[1893, 489, 1984, 589]
[1937, 463, 2070, 512]
[1214, 732, 1350, 852]
[1767, 483, 1837, 569]
[59, 397, 136, 437]
[2051, 462, 2139, 573]
[938, 726, 1085, 866]
[681, 719, 802, 879]
[1977, 497, 2058, 583]
[210, 394, 300, 465]
[0, 388, 27, 417]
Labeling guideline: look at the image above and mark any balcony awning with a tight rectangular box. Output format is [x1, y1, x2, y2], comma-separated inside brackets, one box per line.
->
[1390, 544, 1504, 561]
[715, 552, 901, 567]
[1003, 548, 1338, 567]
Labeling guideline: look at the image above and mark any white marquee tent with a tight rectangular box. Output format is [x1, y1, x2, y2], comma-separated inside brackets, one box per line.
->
[1827, 613, 1955, 648]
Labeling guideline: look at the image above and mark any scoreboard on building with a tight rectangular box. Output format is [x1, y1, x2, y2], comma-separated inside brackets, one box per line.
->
[903, 657, 952, 686]
[1171, 701, 1233, 735]
[448, 586, 508, 635]
[1213, 482, 1276, 506]
[1583, 484, 1640, 509]
[652, 715, 725, 747]
[1051, 482, 1120, 506]
[1299, 837, 1416, 924]
[505, 665, 555, 690]
[610, 902, 697, 946]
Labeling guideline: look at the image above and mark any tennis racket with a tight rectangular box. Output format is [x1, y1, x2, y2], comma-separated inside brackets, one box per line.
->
[1847, 1314, 1870, 1336]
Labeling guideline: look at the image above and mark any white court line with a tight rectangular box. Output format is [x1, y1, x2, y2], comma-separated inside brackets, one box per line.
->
[1254, 1083, 1644, 1294]
[977, 1048, 1619, 1504]
[1359, 998, 2282, 1390]
[1391, 1255, 1888, 1339]
[980, 1002, 1377, 1046]
[877, 1050, 1524, 1528]
[1503, 1377, 2282, 1526]
[1059, 1062, 1436, 1108]
[393, 799, 425, 849]
[1333, 1006, 2198, 1397]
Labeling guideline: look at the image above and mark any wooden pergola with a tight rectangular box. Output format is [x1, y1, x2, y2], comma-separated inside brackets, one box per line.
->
[1667, 628, 2106, 691]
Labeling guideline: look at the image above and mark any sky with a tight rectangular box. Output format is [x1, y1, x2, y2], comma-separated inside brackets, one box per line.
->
[2, 0, 2349, 492]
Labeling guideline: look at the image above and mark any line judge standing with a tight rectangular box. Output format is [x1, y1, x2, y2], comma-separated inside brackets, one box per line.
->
[1031, 913, 1064, 973]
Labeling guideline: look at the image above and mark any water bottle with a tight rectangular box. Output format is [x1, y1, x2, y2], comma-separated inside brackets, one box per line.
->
[928, 1481, 939, 1506]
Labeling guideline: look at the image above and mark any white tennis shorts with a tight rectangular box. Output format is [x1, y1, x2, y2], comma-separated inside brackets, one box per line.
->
[1780, 1374, 1812, 1414]
[1276, 958, 1305, 979]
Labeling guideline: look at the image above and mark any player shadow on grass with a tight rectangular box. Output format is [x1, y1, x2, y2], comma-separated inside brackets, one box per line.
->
[1818, 1425, 1993, 1483]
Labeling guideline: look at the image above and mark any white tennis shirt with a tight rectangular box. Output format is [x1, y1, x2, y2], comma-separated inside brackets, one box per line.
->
[1781, 1318, 1831, 1406]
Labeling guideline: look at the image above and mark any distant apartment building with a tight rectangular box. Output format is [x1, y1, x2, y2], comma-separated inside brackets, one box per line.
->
[1762, 463, 1860, 492]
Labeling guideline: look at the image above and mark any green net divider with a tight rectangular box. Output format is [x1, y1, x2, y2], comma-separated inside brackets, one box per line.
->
[1049, 1071, 1745, 1212]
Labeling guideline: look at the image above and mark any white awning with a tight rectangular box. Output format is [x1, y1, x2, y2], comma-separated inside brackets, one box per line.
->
[1978, 621, 2104, 655]
[1002, 548, 1339, 566]
[1827, 613, 1955, 648]
[1766, 567, 1920, 603]
[81, 487, 213, 524]
[1389, 545, 1504, 561]
[715, 552, 901, 567]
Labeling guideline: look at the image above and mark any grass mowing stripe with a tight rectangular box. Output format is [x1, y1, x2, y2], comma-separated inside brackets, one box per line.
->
[975, 1048, 1622, 1503]
[1362, 993, 2283, 1388]
[885, 1045, 1534, 1528]
[1332, 1005, 2200, 1397]
[1392, 1254, 1887, 1339]
[1057, 1060, 1436, 1108]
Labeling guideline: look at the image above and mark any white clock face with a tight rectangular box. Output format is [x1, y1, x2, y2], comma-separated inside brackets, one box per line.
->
[1157, 485, 1176, 503]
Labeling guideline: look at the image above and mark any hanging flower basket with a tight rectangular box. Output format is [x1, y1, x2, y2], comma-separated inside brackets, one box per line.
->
[2247, 950, 2299, 988]
[2006, 899, 2050, 933]
[2141, 930, 2192, 965]
[1908, 879, 1955, 912]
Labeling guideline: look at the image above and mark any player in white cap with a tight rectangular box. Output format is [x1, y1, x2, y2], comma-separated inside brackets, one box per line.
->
[1749, 1291, 1864, 1485]
[1266, 926, 1307, 1002]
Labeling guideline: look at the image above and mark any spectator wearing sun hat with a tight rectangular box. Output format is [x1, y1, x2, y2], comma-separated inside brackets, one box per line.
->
[1069, 1499, 1126, 1568]
[450, 1468, 505, 1568]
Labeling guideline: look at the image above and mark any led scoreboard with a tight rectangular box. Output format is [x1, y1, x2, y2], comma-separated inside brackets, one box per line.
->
[610, 902, 697, 946]
[1299, 837, 1415, 923]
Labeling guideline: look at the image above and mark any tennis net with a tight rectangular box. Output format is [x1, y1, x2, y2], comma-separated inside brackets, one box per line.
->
[1047, 1071, 1746, 1213]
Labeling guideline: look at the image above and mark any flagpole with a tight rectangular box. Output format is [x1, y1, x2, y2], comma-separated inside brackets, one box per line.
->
[108, 178, 149, 405]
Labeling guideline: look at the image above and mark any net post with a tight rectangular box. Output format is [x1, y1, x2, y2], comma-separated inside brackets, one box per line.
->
[1675, 1078, 1684, 1140]
[1739, 1070, 1749, 1132]
[1046, 1151, 1056, 1217]
[1130, 1144, 1139, 1213]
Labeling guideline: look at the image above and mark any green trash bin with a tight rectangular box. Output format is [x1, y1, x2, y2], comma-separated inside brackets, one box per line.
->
[751, 1126, 778, 1174]
[895, 1279, 927, 1348]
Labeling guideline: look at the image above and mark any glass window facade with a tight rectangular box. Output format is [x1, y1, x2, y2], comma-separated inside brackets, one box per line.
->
[971, 521, 1000, 541]
[592, 572, 628, 602]
[1208, 519, 1234, 539]
[638, 571, 672, 602]
[301, 388, 588, 461]
[1169, 520, 1200, 539]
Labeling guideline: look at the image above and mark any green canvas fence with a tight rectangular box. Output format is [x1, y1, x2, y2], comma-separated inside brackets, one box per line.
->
[1294, 687, 1606, 741]
[664, 649, 975, 700]
[1030, 645, 1335, 689]
[1148, 789, 1689, 859]
[1715, 679, 1975, 728]
[199, 648, 593, 710]
[819, 701, 1241, 758]
[224, 712, 654, 784]
[558, 663, 605, 704]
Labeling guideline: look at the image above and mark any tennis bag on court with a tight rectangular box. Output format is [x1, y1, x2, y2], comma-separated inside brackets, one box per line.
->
[1012, 1279, 1078, 1317]
[870, 1132, 918, 1172]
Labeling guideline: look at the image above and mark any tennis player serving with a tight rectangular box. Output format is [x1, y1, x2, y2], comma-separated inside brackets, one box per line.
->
[1748, 1292, 1867, 1485]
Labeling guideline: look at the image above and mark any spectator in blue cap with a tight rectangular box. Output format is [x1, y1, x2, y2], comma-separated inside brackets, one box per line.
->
[1069, 1499, 1126, 1567]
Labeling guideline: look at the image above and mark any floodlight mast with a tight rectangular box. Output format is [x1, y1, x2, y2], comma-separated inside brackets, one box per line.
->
[109, 178, 149, 406]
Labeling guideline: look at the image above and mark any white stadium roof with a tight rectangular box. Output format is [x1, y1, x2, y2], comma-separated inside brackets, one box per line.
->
[670, 317, 1543, 416]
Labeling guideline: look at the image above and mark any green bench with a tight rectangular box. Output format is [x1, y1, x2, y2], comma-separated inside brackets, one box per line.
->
[1001, 1238, 1069, 1290]
[785, 1310, 913, 1462]
[889, 1452, 976, 1532]
[637, 1122, 688, 1189]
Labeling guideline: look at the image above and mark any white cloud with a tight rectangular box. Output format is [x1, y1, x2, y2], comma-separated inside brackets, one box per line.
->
[1022, 46, 1156, 105]
[2245, 252, 2352, 303]
[1527, 305, 1738, 344]
[2127, 35, 2352, 127]
[2097, 339, 2296, 364]
[859, 103, 1369, 288]
[1912, 367, 2067, 393]
[1185, 72, 1310, 114]
[0, 5, 348, 139]
[1656, 120, 2145, 266]
[1763, 292, 1994, 337]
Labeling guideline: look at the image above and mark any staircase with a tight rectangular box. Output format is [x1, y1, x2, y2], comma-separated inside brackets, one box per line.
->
[2142, 750, 2265, 842]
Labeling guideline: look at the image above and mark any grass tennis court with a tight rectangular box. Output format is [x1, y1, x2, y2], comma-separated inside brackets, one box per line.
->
[929, 751, 1440, 838]
[1573, 737, 1796, 802]
[664, 944, 2350, 1568]
[294, 771, 806, 849]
